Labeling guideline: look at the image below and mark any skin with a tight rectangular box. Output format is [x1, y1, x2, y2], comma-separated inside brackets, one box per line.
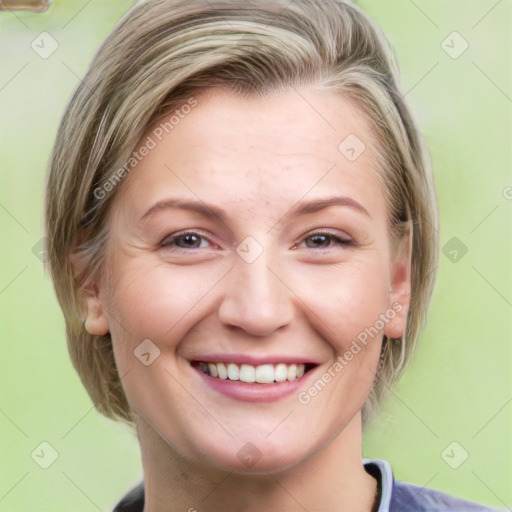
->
[82, 86, 411, 512]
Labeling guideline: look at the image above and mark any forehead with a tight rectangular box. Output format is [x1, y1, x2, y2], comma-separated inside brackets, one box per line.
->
[167, 86, 375, 162]
[112, 86, 386, 224]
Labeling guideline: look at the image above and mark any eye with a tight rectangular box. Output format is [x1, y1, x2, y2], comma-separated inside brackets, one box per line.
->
[299, 231, 354, 249]
[161, 231, 211, 249]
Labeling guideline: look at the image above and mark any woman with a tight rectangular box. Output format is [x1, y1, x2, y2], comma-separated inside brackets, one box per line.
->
[44, 1, 503, 510]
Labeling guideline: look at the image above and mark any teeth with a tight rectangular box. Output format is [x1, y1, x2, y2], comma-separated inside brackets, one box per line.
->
[287, 363, 297, 380]
[239, 364, 256, 383]
[227, 363, 239, 381]
[208, 363, 218, 378]
[197, 361, 307, 383]
[255, 364, 274, 383]
[217, 362, 228, 380]
[274, 363, 288, 382]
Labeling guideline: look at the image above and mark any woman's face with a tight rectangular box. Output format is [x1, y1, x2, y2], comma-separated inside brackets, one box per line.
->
[86, 87, 411, 472]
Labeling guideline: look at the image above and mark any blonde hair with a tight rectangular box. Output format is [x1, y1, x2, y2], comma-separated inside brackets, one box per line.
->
[45, 0, 439, 425]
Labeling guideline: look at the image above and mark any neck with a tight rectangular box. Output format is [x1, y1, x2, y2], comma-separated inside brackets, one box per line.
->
[137, 413, 378, 512]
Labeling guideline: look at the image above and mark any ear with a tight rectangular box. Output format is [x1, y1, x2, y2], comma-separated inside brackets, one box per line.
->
[69, 251, 110, 336]
[384, 223, 412, 340]
[82, 282, 110, 336]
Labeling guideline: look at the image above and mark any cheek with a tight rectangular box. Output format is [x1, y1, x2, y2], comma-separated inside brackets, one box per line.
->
[106, 259, 225, 341]
[293, 257, 391, 350]
[295, 261, 389, 414]
[104, 261, 218, 424]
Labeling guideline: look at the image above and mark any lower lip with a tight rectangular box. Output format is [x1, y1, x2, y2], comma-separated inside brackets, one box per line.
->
[193, 365, 317, 402]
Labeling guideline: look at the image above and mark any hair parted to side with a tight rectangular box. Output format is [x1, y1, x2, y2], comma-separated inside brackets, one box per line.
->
[45, 0, 439, 425]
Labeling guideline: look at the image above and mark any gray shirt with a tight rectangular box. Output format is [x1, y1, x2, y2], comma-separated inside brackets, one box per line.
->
[113, 458, 504, 511]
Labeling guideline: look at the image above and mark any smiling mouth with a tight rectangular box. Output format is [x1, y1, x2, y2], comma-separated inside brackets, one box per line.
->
[192, 361, 316, 384]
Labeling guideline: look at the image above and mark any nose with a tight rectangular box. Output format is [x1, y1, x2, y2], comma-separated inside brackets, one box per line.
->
[217, 249, 295, 337]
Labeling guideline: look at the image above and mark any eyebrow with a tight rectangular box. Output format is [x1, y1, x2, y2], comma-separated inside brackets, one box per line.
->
[141, 199, 227, 222]
[286, 196, 371, 219]
[140, 196, 371, 223]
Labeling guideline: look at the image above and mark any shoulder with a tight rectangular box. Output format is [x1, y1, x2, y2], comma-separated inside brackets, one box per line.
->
[391, 480, 502, 512]
[364, 459, 504, 512]
[114, 462, 504, 512]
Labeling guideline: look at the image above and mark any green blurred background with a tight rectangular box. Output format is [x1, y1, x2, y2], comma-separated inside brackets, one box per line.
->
[0, 0, 510, 510]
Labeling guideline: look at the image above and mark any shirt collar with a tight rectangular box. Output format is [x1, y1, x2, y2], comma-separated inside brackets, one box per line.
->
[363, 458, 394, 512]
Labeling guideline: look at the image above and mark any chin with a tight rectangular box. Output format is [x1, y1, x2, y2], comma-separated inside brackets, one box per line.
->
[204, 443, 307, 475]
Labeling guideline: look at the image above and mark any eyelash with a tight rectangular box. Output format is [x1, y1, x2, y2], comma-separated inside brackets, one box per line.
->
[160, 229, 354, 251]
[295, 230, 355, 250]
[160, 230, 212, 250]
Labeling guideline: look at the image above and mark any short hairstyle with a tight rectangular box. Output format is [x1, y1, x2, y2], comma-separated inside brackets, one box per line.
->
[45, 0, 439, 425]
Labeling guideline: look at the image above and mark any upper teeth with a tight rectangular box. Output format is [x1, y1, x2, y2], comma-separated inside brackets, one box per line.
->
[198, 362, 306, 383]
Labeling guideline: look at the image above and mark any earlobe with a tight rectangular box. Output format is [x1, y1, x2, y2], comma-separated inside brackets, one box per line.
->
[384, 223, 412, 340]
[83, 285, 110, 336]
[70, 250, 110, 336]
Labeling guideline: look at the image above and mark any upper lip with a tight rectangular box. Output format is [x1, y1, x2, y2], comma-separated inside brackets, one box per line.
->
[190, 354, 320, 366]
